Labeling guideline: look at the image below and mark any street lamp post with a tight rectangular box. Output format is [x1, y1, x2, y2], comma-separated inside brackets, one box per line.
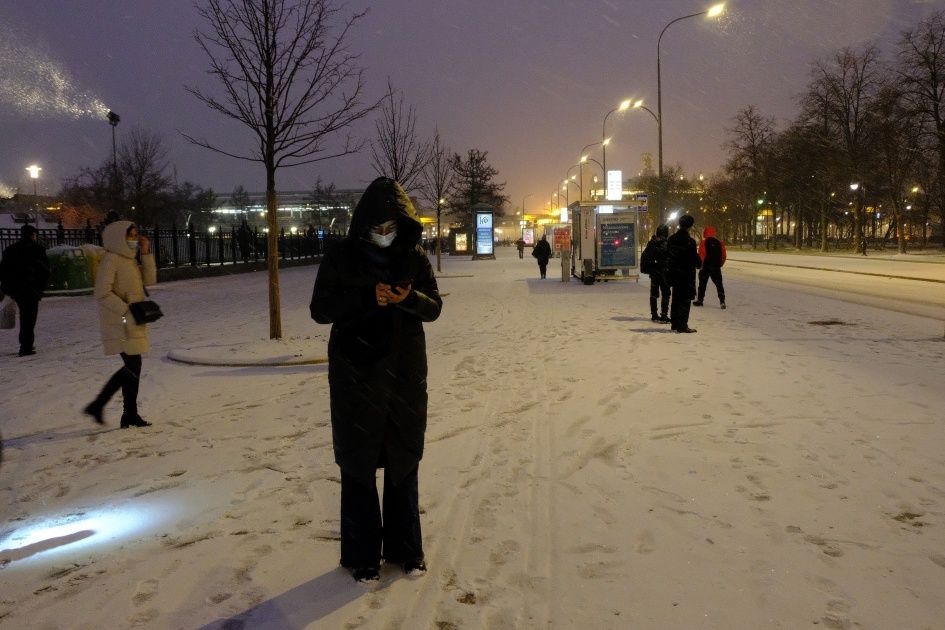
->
[602, 100, 631, 181]
[522, 194, 533, 238]
[25, 165, 41, 197]
[579, 141, 603, 201]
[657, 3, 725, 223]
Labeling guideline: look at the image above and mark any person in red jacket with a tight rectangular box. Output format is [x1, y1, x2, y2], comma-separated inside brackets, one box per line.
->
[694, 225, 726, 309]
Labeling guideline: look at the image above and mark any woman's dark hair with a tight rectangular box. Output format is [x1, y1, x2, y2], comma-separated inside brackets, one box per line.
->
[125, 223, 138, 236]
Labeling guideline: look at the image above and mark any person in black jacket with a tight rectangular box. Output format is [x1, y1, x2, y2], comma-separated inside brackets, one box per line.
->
[694, 225, 727, 308]
[0, 225, 50, 356]
[644, 224, 671, 323]
[532, 234, 552, 278]
[665, 215, 702, 333]
[310, 177, 442, 583]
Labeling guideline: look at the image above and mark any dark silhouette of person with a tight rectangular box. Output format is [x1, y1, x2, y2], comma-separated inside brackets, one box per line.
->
[515, 238, 526, 259]
[532, 235, 552, 278]
[237, 220, 252, 263]
[310, 177, 442, 583]
[694, 225, 727, 309]
[0, 225, 50, 356]
[642, 224, 671, 323]
[666, 215, 702, 333]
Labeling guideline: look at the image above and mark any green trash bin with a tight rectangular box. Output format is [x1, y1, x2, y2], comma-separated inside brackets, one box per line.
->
[46, 245, 94, 296]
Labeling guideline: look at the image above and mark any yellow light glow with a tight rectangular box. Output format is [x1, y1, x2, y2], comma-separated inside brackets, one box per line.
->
[620, 100, 631, 110]
[707, 3, 724, 17]
[26, 165, 41, 178]
[581, 155, 588, 162]
[602, 138, 610, 146]
[633, 100, 644, 108]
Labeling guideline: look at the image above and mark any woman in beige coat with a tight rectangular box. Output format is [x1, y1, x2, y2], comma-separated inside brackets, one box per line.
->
[83, 221, 157, 427]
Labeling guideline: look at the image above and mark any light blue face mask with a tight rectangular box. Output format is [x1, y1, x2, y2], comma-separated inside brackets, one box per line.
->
[369, 230, 397, 248]
[127, 240, 139, 251]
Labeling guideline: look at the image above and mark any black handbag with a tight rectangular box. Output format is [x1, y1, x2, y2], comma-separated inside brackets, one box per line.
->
[128, 300, 163, 324]
[128, 288, 162, 324]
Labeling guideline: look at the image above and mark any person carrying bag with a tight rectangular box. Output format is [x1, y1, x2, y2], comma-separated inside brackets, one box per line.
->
[83, 221, 158, 428]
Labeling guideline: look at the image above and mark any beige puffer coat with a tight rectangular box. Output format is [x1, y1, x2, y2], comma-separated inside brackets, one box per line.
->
[94, 221, 157, 356]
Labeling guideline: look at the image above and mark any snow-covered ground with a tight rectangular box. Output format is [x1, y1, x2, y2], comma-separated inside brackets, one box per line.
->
[1, 246, 944, 629]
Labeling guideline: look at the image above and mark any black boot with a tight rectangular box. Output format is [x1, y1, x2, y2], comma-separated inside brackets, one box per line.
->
[83, 401, 106, 424]
[650, 297, 659, 322]
[120, 413, 152, 428]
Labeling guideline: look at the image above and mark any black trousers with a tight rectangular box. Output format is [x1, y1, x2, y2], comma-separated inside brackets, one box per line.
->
[649, 274, 670, 316]
[670, 275, 696, 330]
[698, 266, 725, 303]
[14, 296, 39, 351]
[538, 263, 547, 278]
[94, 353, 143, 414]
[340, 466, 422, 570]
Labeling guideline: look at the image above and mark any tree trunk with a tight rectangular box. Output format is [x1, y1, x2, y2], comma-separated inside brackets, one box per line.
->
[820, 195, 828, 252]
[266, 170, 282, 340]
[852, 205, 862, 253]
[436, 205, 442, 272]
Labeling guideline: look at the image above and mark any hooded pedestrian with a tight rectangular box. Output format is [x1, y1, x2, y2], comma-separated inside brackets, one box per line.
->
[694, 225, 726, 308]
[310, 177, 442, 583]
[532, 234, 551, 278]
[83, 221, 156, 427]
[640, 224, 671, 323]
[0, 224, 51, 356]
[665, 214, 702, 333]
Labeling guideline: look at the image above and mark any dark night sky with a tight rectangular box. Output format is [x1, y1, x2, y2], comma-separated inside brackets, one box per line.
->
[1, 0, 943, 212]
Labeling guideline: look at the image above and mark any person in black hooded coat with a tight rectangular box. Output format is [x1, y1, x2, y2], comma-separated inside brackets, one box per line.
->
[0, 225, 50, 356]
[310, 177, 442, 582]
[665, 214, 702, 333]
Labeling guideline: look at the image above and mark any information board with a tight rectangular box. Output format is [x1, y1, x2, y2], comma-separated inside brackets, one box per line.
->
[552, 228, 571, 253]
[598, 214, 636, 268]
[523, 228, 535, 246]
[455, 233, 468, 252]
[475, 211, 494, 256]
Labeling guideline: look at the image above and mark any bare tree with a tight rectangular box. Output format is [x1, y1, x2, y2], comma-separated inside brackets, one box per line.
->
[119, 128, 173, 227]
[899, 11, 945, 247]
[419, 129, 455, 271]
[370, 82, 430, 193]
[868, 86, 923, 253]
[724, 105, 777, 249]
[806, 45, 887, 253]
[185, 0, 377, 339]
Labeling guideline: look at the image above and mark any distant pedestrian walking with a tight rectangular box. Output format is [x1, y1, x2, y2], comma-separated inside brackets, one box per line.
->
[515, 238, 526, 259]
[83, 222, 157, 428]
[310, 177, 442, 583]
[666, 215, 702, 333]
[532, 235, 551, 278]
[640, 224, 671, 323]
[0, 225, 50, 356]
[694, 225, 726, 309]
[237, 220, 252, 263]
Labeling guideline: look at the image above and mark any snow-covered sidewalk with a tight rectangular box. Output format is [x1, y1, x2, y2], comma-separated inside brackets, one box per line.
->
[1, 247, 944, 629]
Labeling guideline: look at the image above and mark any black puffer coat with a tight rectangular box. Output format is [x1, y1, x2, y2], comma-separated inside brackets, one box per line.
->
[0, 227, 50, 301]
[665, 228, 702, 294]
[532, 238, 551, 266]
[310, 178, 442, 487]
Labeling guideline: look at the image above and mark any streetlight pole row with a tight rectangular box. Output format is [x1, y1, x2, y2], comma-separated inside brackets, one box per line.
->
[656, 4, 724, 223]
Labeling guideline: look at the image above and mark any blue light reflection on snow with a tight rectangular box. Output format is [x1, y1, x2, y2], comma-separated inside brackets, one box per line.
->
[0, 503, 167, 565]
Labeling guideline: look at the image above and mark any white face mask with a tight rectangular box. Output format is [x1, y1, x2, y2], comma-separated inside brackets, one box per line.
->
[369, 230, 397, 248]
[127, 240, 139, 251]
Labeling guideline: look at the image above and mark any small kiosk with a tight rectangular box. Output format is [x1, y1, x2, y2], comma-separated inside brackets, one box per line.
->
[569, 201, 640, 284]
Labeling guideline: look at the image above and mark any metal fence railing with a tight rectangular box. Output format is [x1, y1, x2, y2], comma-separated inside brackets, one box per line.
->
[0, 223, 338, 268]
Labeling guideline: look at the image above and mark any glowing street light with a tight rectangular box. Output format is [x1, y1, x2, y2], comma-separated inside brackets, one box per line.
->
[656, 3, 726, 222]
[602, 99, 631, 177]
[25, 165, 41, 197]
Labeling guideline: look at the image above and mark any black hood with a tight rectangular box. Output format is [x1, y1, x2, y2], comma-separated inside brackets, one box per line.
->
[348, 177, 423, 249]
[656, 224, 669, 238]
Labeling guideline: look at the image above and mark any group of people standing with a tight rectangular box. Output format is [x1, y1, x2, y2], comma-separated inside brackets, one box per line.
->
[643, 214, 726, 333]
